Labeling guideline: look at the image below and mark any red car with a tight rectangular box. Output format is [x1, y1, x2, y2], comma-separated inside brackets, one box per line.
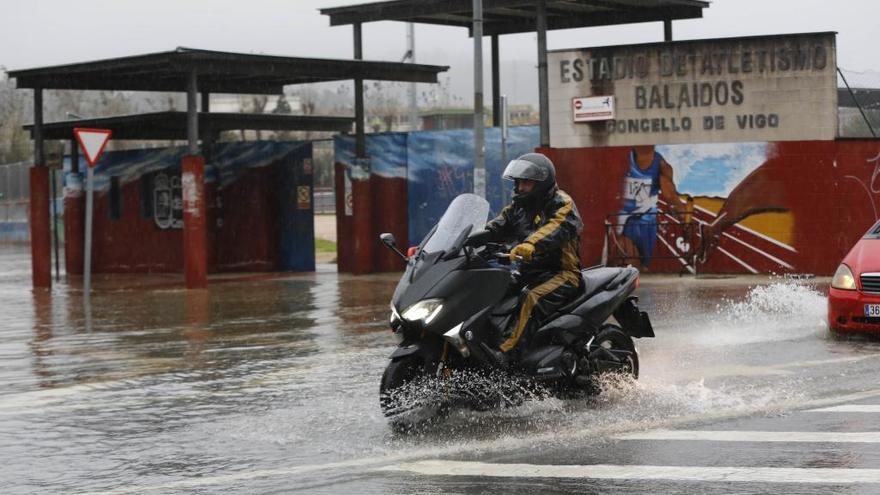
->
[828, 219, 880, 333]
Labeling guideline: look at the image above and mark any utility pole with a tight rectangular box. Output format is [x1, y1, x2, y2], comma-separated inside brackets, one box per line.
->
[472, 0, 486, 198]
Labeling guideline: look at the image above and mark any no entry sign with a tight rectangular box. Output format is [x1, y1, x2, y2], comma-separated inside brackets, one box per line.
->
[74, 128, 112, 166]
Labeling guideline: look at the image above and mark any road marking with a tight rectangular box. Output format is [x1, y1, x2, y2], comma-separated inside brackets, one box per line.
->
[810, 405, 880, 413]
[81, 389, 880, 494]
[618, 430, 880, 443]
[384, 460, 880, 484]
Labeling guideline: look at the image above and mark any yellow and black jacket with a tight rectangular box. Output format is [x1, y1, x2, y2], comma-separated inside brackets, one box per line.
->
[486, 187, 583, 284]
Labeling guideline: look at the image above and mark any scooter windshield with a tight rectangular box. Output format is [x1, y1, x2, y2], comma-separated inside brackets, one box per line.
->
[422, 193, 491, 255]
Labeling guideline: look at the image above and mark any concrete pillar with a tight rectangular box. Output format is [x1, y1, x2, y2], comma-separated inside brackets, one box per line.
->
[351, 176, 373, 275]
[182, 155, 207, 288]
[30, 88, 51, 288]
[63, 173, 84, 276]
[30, 166, 52, 288]
[65, 140, 83, 276]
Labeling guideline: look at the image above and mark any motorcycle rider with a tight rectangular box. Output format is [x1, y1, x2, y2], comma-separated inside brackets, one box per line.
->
[485, 153, 584, 363]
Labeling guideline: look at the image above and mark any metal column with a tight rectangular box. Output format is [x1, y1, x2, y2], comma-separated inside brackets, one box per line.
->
[536, 0, 549, 147]
[354, 22, 365, 158]
[186, 69, 199, 155]
[407, 23, 418, 131]
[201, 92, 213, 163]
[664, 19, 673, 41]
[472, 0, 485, 198]
[491, 35, 501, 127]
[34, 89, 44, 165]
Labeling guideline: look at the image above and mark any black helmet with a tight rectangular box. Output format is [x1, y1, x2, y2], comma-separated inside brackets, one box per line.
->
[503, 152, 557, 206]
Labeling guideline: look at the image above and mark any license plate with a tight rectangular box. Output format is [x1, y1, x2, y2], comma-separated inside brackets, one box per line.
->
[866, 304, 880, 317]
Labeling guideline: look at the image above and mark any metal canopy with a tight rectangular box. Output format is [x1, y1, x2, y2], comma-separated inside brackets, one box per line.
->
[9, 47, 449, 94]
[23, 112, 354, 140]
[320, 0, 709, 36]
[838, 88, 880, 110]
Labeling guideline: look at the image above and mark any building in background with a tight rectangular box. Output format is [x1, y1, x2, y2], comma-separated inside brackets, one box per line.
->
[545, 32, 880, 276]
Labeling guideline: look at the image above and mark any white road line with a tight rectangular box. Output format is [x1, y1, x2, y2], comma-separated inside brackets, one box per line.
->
[617, 430, 880, 443]
[81, 388, 880, 494]
[385, 460, 880, 484]
[810, 405, 880, 413]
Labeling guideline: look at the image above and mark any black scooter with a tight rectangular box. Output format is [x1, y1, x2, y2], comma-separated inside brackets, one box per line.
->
[379, 194, 654, 430]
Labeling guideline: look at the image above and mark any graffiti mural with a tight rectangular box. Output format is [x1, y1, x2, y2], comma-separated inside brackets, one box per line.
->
[574, 139, 880, 275]
[605, 141, 806, 274]
[407, 126, 540, 245]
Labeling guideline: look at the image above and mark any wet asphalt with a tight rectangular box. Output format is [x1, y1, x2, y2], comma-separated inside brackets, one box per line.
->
[3, 245, 880, 494]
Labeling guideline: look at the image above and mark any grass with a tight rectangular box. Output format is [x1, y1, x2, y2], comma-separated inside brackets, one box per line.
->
[315, 238, 337, 253]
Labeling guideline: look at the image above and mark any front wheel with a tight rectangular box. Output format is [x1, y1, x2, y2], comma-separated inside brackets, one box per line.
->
[379, 355, 442, 432]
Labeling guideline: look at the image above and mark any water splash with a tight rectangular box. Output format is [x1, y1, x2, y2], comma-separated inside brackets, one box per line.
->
[696, 279, 828, 347]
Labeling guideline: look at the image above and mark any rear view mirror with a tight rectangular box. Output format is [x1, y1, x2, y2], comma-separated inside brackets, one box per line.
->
[380, 233, 397, 247]
[379, 233, 407, 261]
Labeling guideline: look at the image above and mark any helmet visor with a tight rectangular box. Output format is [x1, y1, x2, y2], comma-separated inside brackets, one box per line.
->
[502, 159, 549, 182]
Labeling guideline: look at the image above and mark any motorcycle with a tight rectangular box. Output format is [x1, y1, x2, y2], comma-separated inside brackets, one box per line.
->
[378, 193, 654, 430]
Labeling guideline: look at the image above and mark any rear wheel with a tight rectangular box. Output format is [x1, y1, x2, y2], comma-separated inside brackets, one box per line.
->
[592, 324, 639, 379]
[379, 355, 441, 432]
[577, 324, 638, 395]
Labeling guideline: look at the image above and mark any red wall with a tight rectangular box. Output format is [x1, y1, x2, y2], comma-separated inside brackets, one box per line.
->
[90, 180, 184, 273]
[544, 139, 880, 276]
[84, 163, 285, 274]
[372, 175, 408, 272]
[334, 164, 409, 274]
[213, 166, 280, 272]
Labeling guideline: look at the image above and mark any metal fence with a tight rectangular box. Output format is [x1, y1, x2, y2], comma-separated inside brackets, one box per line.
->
[313, 187, 335, 214]
[0, 161, 64, 242]
[0, 161, 30, 221]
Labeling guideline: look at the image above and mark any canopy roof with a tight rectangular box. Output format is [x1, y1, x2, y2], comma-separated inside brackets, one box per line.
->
[320, 0, 709, 36]
[24, 112, 354, 140]
[9, 47, 449, 94]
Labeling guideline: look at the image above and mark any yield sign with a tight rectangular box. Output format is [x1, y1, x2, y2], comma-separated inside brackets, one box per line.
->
[74, 128, 112, 167]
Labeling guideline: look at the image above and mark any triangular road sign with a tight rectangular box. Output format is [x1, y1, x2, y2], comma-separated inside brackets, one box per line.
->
[74, 128, 112, 167]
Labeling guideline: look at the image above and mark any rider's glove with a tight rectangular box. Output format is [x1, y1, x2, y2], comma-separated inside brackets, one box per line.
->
[510, 242, 535, 263]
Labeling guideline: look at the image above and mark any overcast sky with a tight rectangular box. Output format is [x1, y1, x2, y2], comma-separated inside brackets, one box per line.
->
[2, 0, 877, 105]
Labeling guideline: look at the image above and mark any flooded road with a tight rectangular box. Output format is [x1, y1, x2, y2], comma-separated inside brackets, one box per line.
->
[3, 245, 880, 494]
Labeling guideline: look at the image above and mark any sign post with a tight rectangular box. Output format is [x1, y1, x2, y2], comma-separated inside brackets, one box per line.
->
[73, 128, 111, 295]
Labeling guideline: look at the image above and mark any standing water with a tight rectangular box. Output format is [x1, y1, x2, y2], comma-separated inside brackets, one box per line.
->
[0, 245, 871, 494]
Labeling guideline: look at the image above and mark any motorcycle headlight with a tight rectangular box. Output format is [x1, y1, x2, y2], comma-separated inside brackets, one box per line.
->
[832, 264, 857, 290]
[401, 299, 444, 325]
